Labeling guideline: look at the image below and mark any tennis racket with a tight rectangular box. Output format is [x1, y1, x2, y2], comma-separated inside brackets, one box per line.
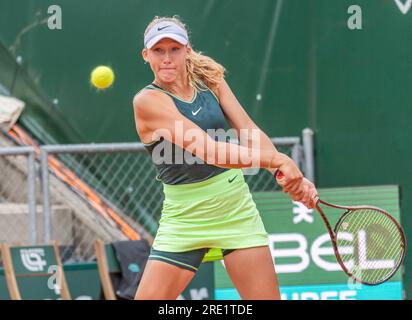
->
[275, 170, 406, 285]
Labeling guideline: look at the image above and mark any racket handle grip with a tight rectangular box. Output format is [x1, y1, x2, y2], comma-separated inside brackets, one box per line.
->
[276, 169, 319, 206]
[274, 169, 284, 180]
[274, 169, 286, 187]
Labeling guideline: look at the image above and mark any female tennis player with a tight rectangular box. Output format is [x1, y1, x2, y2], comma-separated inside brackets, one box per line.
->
[133, 16, 317, 300]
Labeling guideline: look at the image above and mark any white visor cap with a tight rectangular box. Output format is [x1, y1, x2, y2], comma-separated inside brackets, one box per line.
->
[144, 21, 189, 49]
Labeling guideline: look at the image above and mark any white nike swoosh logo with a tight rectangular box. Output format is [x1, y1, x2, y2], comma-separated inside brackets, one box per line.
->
[192, 107, 202, 116]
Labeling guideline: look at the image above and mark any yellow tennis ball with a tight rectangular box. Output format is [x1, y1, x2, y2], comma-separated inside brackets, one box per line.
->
[90, 66, 114, 89]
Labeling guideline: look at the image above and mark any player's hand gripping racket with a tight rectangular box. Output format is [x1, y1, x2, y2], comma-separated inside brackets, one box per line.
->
[275, 170, 406, 285]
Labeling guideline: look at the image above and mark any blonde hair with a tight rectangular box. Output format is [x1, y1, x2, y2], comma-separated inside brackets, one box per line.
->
[144, 16, 225, 92]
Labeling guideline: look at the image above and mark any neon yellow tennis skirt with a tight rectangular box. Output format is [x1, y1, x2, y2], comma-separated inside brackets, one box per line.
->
[152, 168, 269, 262]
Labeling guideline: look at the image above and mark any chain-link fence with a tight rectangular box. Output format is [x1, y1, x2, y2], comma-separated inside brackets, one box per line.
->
[0, 129, 314, 262]
[0, 147, 37, 246]
[40, 143, 151, 262]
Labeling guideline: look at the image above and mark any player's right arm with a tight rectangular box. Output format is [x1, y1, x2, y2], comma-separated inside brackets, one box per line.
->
[133, 90, 291, 170]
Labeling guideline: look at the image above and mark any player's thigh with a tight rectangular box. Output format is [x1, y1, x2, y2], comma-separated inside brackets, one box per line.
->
[134, 259, 196, 300]
[223, 245, 280, 300]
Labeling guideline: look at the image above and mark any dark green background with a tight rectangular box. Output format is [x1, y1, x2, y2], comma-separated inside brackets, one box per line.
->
[0, 0, 410, 297]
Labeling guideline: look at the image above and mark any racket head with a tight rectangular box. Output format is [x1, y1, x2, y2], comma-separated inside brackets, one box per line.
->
[330, 203, 406, 286]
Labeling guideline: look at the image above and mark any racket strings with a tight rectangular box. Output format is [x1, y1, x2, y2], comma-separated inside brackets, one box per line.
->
[358, 211, 396, 264]
[337, 208, 372, 262]
[363, 213, 400, 266]
[345, 210, 399, 279]
[335, 208, 404, 284]
[346, 218, 401, 283]
[370, 218, 404, 282]
[337, 208, 370, 274]
[359, 227, 395, 281]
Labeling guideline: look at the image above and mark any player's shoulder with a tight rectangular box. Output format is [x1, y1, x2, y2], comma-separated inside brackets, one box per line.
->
[133, 86, 163, 104]
[133, 85, 171, 110]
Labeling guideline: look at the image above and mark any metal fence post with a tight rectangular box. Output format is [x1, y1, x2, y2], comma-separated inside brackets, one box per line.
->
[291, 143, 301, 170]
[302, 128, 315, 183]
[27, 151, 37, 244]
[40, 148, 52, 243]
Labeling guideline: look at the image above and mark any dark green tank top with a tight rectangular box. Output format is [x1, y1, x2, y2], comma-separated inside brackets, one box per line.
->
[142, 83, 230, 185]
